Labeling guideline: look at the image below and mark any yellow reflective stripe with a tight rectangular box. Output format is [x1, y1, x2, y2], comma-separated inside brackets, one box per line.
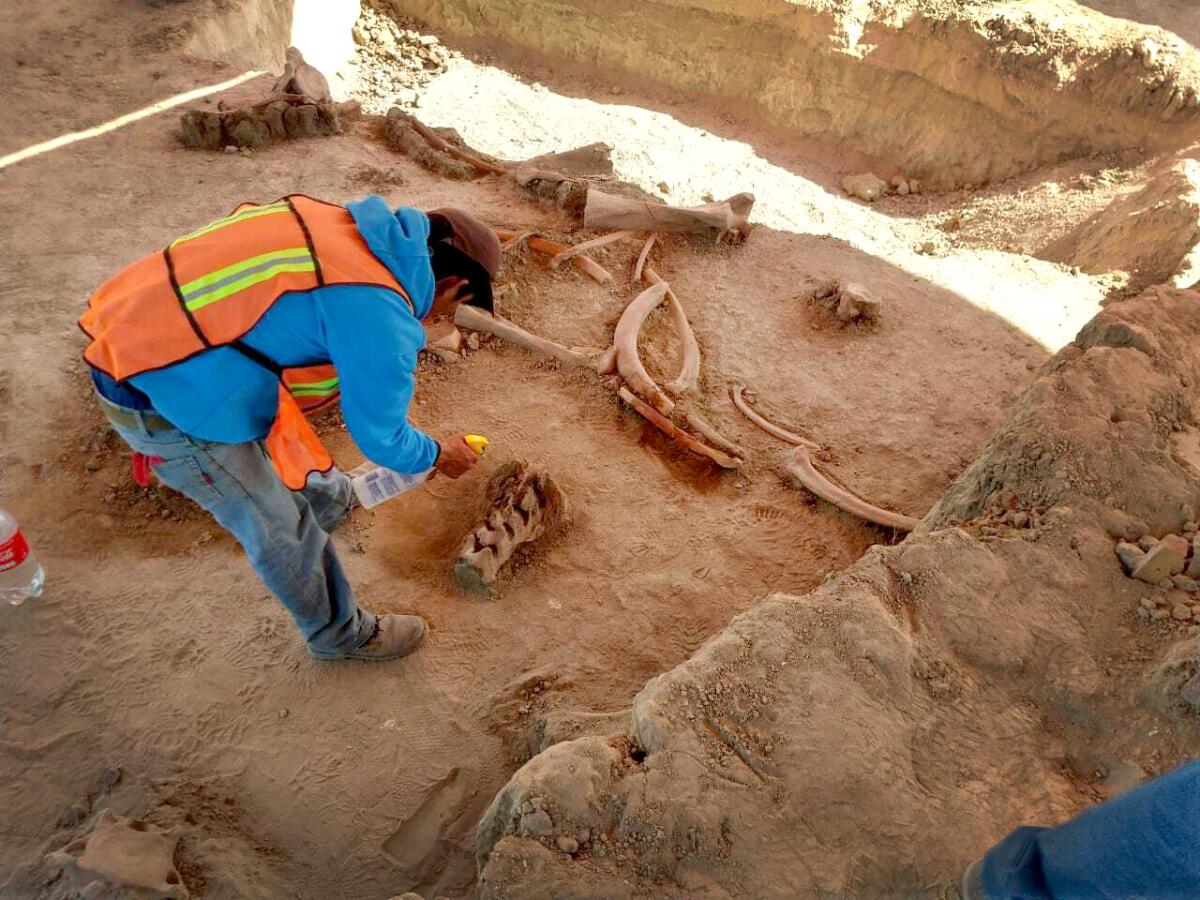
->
[172, 202, 292, 246]
[180, 246, 313, 308]
[289, 376, 340, 397]
[185, 261, 316, 312]
[181, 246, 311, 296]
[183, 256, 316, 313]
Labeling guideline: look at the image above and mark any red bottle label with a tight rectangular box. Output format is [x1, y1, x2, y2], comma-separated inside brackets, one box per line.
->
[0, 530, 30, 573]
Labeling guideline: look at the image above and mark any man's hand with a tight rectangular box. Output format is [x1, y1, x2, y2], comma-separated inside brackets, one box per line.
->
[435, 434, 481, 479]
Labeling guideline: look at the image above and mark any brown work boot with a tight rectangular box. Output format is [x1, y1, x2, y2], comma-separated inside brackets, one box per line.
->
[316, 614, 428, 661]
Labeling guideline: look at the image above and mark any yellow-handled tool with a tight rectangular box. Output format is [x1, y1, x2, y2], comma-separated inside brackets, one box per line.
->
[465, 434, 490, 455]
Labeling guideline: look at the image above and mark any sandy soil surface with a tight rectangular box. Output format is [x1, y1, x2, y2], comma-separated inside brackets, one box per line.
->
[1, 0, 1199, 897]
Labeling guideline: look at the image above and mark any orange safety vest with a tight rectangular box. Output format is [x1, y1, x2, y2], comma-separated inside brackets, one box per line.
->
[80, 195, 414, 489]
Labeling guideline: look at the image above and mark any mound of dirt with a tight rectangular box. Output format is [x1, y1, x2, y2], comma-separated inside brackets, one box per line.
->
[473, 285, 1200, 898]
[1044, 144, 1200, 293]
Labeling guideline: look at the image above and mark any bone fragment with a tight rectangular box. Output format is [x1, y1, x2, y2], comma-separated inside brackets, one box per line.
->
[550, 231, 637, 267]
[454, 462, 567, 592]
[454, 305, 598, 369]
[493, 228, 613, 283]
[618, 387, 742, 469]
[614, 281, 675, 415]
[730, 384, 819, 449]
[585, 190, 755, 241]
[643, 266, 700, 397]
[785, 447, 919, 532]
[633, 233, 657, 283]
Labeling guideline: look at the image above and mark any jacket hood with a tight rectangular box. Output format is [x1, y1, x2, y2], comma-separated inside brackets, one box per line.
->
[346, 195, 435, 318]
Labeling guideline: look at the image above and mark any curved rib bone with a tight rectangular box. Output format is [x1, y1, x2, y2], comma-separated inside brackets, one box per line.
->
[677, 409, 744, 459]
[785, 447, 918, 532]
[644, 266, 700, 397]
[618, 387, 742, 469]
[732, 384, 916, 530]
[614, 281, 675, 415]
[633, 233, 657, 283]
[730, 384, 819, 449]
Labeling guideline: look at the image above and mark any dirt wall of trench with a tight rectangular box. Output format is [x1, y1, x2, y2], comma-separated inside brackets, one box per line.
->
[186, 0, 360, 82]
[380, 0, 1200, 187]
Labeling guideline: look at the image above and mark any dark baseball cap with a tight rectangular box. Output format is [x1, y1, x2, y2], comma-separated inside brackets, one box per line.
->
[427, 207, 502, 314]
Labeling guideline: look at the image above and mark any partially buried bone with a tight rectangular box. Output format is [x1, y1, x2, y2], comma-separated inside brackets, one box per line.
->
[584, 190, 755, 242]
[45, 810, 187, 899]
[493, 228, 613, 284]
[730, 384, 918, 531]
[455, 462, 567, 592]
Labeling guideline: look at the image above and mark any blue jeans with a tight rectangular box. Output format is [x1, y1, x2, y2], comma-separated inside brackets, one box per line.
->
[981, 760, 1200, 899]
[101, 399, 375, 657]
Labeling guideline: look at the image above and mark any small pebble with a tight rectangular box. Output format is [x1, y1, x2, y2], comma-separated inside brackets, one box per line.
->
[1151, 608, 1171, 620]
[556, 834, 579, 855]
[1173, 603, 1193, 621]
[1138, 535, 1159, 552]
[224, 145, 238, 154]
[1115, 542, 1145, 573]
[1011, 511, 1031, 529]
[1172, 574, 1199, 593]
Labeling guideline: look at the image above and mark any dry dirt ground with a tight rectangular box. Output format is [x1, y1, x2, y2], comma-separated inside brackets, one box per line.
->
[1, 0, 1199, 898]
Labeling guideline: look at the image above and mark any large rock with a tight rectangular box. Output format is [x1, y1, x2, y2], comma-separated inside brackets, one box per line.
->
[835, 282, 883, 322]
[1131, 534, 1191, 583]
[841, 173, 888, 203]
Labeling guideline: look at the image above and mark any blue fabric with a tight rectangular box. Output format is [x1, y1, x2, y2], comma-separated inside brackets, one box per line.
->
[91, 368, 151, 410]
[981, 760, 1200, 899]
[100, 196, 440, 475]
[101, 398, 371, 655]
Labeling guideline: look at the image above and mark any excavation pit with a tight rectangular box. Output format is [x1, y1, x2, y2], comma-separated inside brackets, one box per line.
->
[4, 0, 1200, 898]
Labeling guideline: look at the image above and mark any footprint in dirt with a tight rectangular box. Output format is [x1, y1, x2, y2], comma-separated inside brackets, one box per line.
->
[382, 766, 478, 886]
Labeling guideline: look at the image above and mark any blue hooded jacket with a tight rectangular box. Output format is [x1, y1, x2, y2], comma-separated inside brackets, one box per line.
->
[90, 195, 440, 475]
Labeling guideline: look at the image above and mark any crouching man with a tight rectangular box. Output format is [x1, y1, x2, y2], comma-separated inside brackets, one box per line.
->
[80, 195, 500, 661]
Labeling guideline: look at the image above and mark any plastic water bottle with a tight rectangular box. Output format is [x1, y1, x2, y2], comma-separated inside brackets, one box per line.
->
[0, 508, 44, 606]
[350, 464, 434, 509]
[350, 435, 489, 509]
